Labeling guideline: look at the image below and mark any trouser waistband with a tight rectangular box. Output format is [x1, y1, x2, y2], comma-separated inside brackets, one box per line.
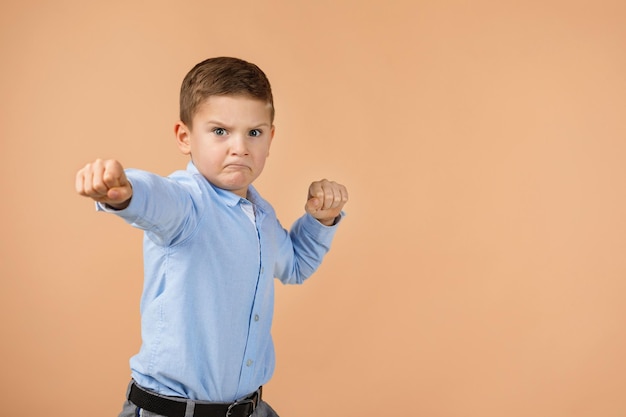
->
[128, 381, 262, 417]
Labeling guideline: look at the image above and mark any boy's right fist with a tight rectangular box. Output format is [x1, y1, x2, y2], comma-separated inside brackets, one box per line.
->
[75, 159, 132, 210]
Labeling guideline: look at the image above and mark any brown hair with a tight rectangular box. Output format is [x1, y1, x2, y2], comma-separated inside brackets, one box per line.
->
[179, 57, 274, 128]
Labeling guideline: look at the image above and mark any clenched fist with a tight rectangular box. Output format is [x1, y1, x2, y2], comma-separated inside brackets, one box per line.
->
[304, 179, 349, 226]
[75, 159, 133, 210]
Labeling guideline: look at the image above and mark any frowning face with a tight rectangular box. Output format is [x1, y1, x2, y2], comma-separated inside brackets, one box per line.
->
[175, 95, 274, 198]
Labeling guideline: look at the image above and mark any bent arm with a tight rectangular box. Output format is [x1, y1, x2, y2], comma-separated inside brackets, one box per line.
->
[274, 212, 343, 285]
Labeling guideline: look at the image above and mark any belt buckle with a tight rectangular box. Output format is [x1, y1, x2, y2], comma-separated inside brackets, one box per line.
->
[225, 397, 256, 417]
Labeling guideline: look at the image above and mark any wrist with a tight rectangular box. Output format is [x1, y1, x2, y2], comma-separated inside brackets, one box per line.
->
[317, 215, 338, 226]
[104, 198, 131, 210]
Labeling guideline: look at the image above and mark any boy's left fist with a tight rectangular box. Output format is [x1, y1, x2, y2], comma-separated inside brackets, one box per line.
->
[305, 179, 348, 226]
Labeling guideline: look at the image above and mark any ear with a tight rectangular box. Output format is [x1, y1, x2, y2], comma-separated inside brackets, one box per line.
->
[175, 122, 192, 155]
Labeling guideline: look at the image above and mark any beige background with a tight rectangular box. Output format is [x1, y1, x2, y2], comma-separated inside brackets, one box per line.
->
[2, 0, 626, 416]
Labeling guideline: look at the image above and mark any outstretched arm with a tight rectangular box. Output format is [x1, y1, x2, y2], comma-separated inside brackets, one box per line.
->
[75, 159, 133, 210]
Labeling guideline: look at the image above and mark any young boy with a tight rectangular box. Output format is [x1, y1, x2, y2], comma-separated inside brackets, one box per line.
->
[75, 57, 348, 417]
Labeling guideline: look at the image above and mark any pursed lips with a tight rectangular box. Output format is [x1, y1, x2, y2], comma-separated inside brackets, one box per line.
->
[224, 163, 250, 170]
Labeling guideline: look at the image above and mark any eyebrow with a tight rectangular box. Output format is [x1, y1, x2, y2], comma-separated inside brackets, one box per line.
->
[204, 120, 271, 129]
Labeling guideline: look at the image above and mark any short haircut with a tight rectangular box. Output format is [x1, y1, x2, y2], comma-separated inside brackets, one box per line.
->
[179, 57, 274, 128]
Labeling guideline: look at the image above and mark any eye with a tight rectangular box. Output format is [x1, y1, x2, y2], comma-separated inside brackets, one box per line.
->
[249, 129, 262, 137]
[212, 127, 227, 136]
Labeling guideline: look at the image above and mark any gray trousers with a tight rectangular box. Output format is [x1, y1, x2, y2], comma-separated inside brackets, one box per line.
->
[118, 382, 280, 417]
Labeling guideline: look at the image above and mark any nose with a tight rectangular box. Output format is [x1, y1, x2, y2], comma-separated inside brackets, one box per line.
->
[230, 134, 249, 156]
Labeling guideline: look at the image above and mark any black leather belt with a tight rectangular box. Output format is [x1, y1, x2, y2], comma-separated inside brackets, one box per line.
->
[128, 382, 261, 417]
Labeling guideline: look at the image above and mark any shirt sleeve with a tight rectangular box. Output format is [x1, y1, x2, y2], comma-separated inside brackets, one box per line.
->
[96, 168, 200, 246]
[274, 212, 344, 285]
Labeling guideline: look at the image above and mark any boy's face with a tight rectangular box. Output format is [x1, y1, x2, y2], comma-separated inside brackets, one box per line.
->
[175, 95, 274, 198]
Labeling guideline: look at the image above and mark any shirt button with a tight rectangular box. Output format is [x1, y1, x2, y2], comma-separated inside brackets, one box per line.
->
[260, 267, 265, 274]
[254, 314, 260, 322]
[246, 359, 253, 367]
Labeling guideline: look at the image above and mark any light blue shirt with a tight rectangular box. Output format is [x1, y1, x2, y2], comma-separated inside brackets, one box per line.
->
[98, 162, 340, 402]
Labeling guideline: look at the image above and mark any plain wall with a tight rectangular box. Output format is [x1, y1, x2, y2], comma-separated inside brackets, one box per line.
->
[2, 1, 626, 416]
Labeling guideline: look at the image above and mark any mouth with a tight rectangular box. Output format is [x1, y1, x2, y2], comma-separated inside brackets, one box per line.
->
[224, 163, 250, 170]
